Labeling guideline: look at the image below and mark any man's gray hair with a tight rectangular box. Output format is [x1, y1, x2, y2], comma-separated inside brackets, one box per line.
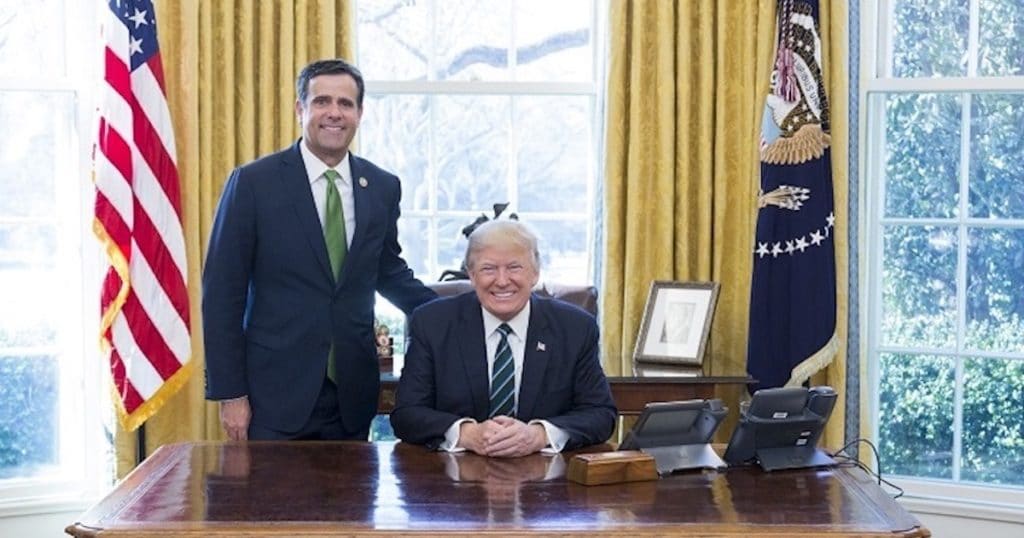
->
[464, 220, 541, 272]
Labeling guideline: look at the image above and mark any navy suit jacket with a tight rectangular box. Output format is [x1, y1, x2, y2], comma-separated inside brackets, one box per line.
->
[391, 292, 617, 450]
[202, 140, 436, 434]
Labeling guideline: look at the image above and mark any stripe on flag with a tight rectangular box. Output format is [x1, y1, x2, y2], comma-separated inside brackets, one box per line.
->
[94, 0, 192, 431]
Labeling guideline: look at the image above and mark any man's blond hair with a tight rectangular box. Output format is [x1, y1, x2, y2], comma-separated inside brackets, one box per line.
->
[464, 220, 541, 272]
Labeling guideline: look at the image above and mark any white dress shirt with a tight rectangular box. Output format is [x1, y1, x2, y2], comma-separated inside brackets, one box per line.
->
[440, 302, 570, 453]
[299, 141, 355, 247]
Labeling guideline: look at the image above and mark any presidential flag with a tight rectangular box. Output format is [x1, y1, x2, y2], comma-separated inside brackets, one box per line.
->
[747, 0, 838, 391]
[94, 0, 191, 431]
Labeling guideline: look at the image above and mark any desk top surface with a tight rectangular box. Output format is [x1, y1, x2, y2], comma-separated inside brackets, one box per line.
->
[69, 441, 928, 537]
[380, 373, 752, 384]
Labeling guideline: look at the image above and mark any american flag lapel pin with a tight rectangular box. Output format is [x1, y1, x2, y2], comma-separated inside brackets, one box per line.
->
[536, 341, 546, 352]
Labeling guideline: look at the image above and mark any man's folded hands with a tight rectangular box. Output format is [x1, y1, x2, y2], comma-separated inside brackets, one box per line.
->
[459, 416, 547, 457]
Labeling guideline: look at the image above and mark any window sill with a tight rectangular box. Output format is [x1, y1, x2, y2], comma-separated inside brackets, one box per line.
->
[0, 492, 97, 519]
[894, 478, 1024, 524]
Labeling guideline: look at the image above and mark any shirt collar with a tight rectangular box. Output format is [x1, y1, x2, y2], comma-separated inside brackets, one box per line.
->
[299, 139, 351, 186]
[481, 299, 531, 340]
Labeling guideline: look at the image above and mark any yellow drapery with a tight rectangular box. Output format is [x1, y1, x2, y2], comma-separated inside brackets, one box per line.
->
[602, 0, 849, 446]
[114, 0, 354, 477]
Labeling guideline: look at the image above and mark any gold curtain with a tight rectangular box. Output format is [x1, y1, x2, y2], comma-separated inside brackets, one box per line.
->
[114, 0, 354, 477]
[602, 0, 849, 446]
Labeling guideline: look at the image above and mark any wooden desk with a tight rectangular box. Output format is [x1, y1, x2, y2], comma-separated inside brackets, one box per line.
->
[380, 375, 751, 415]
[68, 441, 929, 537]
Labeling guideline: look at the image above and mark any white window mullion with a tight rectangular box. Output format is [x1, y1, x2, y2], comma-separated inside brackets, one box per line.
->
[950, 87, 974, 482]
[509, 0, 517, 76]
[878, 0, 895, 78]
[508, 2, 518, 215]
[428, 0, 438, 82]
[428, 94, 439, 278]
[370, 80, 596, 95]
[427, 0, 439, 277]
[864, 76, 1024, 92]
[587, 0, 606, 283]
[967, 0, 980, 77]
[55, 98, 87, 484]
[508, 96, 519, 213]
[585, 93, 597, 282]
[866, 90, 889, 458]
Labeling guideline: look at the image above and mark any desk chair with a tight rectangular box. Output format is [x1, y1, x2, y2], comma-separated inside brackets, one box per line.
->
[426, 280, 598, 316]
[395, 280, 598, 364]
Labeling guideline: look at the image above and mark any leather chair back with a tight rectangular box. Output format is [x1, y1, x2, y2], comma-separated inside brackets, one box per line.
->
[427, 280, 598, 317]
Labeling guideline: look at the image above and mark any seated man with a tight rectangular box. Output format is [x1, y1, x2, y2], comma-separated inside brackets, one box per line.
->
[391, 220, 616, 456]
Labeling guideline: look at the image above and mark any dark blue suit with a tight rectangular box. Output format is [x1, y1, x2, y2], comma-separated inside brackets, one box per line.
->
[391, 292, 616, 450]
[203, 140, 436, 436]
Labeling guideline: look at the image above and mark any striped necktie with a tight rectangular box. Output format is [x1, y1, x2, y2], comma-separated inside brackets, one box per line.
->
[323, 169, 346, 382]
[488, 323, 515, 418]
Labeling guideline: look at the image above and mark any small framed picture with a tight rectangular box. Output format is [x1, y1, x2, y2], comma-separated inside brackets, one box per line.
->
[633, 281, 720, 367]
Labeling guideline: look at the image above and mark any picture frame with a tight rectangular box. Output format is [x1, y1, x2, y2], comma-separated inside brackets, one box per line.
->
[633, 281, 720, 368]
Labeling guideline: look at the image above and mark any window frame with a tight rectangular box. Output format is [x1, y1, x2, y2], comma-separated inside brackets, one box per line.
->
[0, 0, 109, 516]
[860, 0, 1024, 516]
[353, 0, 607, 287]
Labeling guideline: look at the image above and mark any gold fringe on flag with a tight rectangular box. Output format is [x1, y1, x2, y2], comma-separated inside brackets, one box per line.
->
[110, 360, 195, 433]
[93, 217, 131, 351]
[785, 331, 839, 388]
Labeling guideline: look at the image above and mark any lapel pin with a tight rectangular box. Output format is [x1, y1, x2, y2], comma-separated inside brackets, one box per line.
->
[359, 177, 368, 188]
[536, 342, 546, 352]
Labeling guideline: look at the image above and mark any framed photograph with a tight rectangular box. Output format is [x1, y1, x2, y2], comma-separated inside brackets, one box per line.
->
[633, 281, 720, 367]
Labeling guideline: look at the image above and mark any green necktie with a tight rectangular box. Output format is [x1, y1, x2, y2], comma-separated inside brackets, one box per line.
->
[323, 169, 347, 279]
[323, 169, 347, 382]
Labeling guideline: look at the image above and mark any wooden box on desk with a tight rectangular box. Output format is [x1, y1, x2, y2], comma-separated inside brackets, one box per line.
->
[567, 450, 658, 486]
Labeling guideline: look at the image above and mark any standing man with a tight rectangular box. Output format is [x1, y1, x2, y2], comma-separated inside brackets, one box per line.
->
[391, 220, 616, 456]
[203, 59, 436, 441]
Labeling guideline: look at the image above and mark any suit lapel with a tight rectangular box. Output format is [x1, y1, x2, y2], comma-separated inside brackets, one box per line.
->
[339, 154, 375, 287]
[457, 294, 490, 419]
[282, 142, 333, 284]
[517, 296, 549, 419]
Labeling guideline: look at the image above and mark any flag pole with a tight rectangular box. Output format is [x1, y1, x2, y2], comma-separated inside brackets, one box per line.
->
[137, 423, 146, 465]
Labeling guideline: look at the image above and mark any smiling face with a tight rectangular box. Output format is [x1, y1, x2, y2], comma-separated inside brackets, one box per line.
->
[295, 73, 362, 167]
[468, 242, 540, 321]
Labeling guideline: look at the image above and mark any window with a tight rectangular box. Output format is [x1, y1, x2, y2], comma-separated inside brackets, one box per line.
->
[355, 0, 605, 351]
[863, 0, 1024, 508]
[0, 0, 107, 511]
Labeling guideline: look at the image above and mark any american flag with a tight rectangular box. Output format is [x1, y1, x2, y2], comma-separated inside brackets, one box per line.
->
[94, 0, 191, 431]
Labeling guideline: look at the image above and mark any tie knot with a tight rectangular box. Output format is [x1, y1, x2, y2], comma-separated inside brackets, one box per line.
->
[324, 169, 340, 181]
[497, 323, 513, 337]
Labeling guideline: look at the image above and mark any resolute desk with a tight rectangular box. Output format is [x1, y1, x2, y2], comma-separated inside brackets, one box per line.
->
[67, 441, 929, 537]
[380, 374, 752, 415]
